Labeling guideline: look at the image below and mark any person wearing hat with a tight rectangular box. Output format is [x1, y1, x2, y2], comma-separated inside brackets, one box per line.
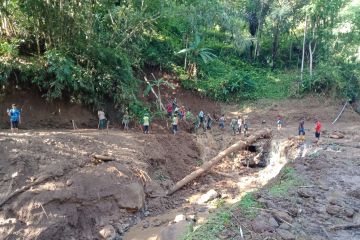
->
[7, 104, 21, 132]
[143, 113, 150, 134]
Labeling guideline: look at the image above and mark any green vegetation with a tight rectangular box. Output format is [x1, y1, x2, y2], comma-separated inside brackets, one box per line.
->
[185, 167, 303, 239]
[184, 192, 261, 240]
[267, 166, 303, 197]
[1, 0, 359, 111]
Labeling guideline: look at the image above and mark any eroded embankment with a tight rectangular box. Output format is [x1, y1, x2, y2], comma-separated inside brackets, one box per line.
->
[0, 130, 201, 240]
[186, 130, 360, 240]
[124, 134, 300, 240]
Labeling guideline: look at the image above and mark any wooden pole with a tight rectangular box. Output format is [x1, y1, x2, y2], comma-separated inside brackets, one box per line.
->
[167, 129, 272, 195]
[332, 101, 348, 125]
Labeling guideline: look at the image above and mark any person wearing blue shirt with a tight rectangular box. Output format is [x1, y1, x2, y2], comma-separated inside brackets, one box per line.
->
[7, 104, 21, 132]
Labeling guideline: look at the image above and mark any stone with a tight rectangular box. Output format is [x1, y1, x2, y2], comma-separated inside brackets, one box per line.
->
[344, 208, 355, 218]
[251, 220, 273, 233]
[272, 211, 293, 224]
[174, 214, 186, 223]
[348, 188, 360, 199]
[143, 222, 150, 228]
[277, 229, 295, 240]
[329, 133, 344, 139]
[156, 220, 191, 240]
[217, 229, 236, 239]
[99, 225, 116, 240]
[297, 189, 312, 198]
[196, 207, 208, 213]
[197, 189, 220, 204]
[288, 207, 299, 217]
[116, 223, 130, 234]
[152, 219, 162, 227]
[269, 216, 279, 228]
[66, 179, 73, 186]
[145, 181, 165, 197]
[326, 205, 342, 216]
[144, 211, 150, 217]
[279, 223, 291, 230]
[258, 198, 277, 209]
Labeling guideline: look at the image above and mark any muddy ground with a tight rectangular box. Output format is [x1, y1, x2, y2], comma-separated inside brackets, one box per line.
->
[1, 95, 360, 240]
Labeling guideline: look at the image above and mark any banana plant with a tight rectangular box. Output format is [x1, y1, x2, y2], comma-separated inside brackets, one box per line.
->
[177, 34, 217, 78]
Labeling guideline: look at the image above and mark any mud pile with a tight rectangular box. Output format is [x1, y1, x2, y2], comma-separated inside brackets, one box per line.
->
[0, 130, 200, 239]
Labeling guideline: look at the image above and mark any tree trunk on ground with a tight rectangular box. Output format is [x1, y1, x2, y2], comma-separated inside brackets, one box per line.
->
[167, 129, 272, 195]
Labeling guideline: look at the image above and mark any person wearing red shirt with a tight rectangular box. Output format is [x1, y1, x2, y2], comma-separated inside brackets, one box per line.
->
[315, 119, 322, 142]
[166, 102, 173, 118]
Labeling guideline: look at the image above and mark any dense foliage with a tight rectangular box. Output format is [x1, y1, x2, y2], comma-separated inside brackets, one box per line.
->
[1, 0, 359, 110]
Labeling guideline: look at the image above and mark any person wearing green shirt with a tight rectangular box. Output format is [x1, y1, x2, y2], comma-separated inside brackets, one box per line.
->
[185, 109, 193, 121]
[143, 113, 150, 134]
[172, 114, 179, 134]
[230, 118, 238, 135]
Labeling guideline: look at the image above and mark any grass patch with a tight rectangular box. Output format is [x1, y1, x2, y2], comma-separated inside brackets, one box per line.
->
[184, 192, 261, 240]
[235, 192, 263, 219]
[267, 167, 302, 197]
[184, 167, 303, 239]
[183, 207, 231, 240]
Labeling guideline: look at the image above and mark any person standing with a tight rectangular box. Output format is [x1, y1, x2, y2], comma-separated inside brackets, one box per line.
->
[172, 114, 179, 134]
[298, 118, 305, 140]
[198, 110, 205, 129]
[143, 113, 150, 134]
[97, 109, 107, 130]
[230, 117, 238, 135]
[277, 115, 283, 130]
[172, 98, 177, 113]
[206, 113, 213, 130]
[180, 106, 186, 120]
[315, 119, 322, 143]
[166, 102, 173, 118]
[237, 116, 242, 134]
[7, 104, 21, 132]
[122, 111, 130, 130]
[243, 117, 249, 136]
[219, 114, 225, 130]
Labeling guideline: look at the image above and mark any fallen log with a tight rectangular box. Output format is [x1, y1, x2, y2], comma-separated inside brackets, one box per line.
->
[92, 154, 115, 161]
[167, 129, 272, 195]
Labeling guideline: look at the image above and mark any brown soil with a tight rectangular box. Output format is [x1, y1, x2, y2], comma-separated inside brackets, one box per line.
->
[0, 91, 97, 129]
[1, 91, 360, 240]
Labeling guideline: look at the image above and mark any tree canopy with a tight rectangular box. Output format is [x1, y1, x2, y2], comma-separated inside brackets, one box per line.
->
[1, 0, 359, 112]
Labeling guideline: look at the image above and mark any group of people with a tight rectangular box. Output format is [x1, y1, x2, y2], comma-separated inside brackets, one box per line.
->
[6, 102, 322, 143]
[165, 98, 214, 134]
[298, 118, 322, 142]
[229, 115, 249, 136]
[95, 102, 322, 142]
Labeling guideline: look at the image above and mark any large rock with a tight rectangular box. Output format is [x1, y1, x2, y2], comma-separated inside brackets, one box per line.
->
[145, 181, 166, 197]
[251, 220, 273, 233]
[197, 189, 220, 204]
[99, 225, 116, 240]
[326, 205, 342, 216]
[157, 220, 191, 240]
[277, 229, 295, 240]
[115, 182, 145, 210]
[272, 211, 293, 224]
